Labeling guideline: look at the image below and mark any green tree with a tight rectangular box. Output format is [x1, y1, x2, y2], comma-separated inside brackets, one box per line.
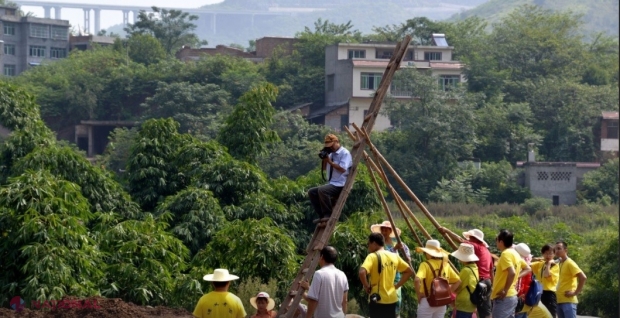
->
[125, 6, 206, 55]
[578, 158, 619, 205]
[98, 127, 138, 180]
[579, 234, 619, 317]
[429, 167, 489, 204]
[218, 83, 279, 164]
[121, 34, 167, 66]
[0, 170, 104, 303]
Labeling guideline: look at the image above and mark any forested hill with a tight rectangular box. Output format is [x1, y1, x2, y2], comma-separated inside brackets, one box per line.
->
[450, 0, 619, 37]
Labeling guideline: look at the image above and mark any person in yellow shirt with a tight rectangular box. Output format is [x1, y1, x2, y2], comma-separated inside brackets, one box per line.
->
[491, 229, 531, 318]
[530, 244, 559, 317]
[451, 243, 479, 318]
[555, 241, 587, 318]
[193, 269, 247, 318]
[413, 239, 461, 318]
[359, 233, 413, 318]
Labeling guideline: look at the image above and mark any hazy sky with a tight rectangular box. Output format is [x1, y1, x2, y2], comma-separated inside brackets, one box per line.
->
[21, 0, 224, 33]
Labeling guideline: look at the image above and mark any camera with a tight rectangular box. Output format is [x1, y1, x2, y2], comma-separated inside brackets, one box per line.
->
[318, 147, 332, 159]
[369, 293, 381, 303]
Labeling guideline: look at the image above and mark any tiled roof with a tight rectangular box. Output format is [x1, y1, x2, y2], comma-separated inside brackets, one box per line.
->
[602, 111, 619, 119]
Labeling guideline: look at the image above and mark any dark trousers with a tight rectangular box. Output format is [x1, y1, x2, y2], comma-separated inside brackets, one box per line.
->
[369, 302, 396, 318]
[308, 184, 342, 217]
[541, 290, 557, 317]
[476, 278, 492, 318]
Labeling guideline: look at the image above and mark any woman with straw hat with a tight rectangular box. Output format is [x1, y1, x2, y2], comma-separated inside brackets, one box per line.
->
[414, 240, 461, 318]
[451, 243, 480, 318]
[250, 292, 277, 318]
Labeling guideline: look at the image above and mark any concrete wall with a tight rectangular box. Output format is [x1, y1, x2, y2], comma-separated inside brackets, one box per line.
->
[325, 59, 352, 107]
[348, 98, 391, 132]
[255, 36, 297, 58]
[324, 106, 348, 132]
[523, 163, 599, 205]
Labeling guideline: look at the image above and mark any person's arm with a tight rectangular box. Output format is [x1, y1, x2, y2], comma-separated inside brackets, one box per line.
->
[565, 272, 587, 297]
[394, 266, 413, 289]
[358, 267, 371, 294]
[326, 157, 346, 173]
[414, 276, 425, 302]
[321, 158, 328, 171]
[305, 299, 318, 318]
[341, 291, 348, 314]
[543, 261, 552, 278]
[498, 266, 515, 299]
[450, 280, 461, 293]
[518, 263, 531, 278]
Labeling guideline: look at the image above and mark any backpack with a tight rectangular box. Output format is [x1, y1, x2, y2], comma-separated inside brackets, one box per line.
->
[465, 267, 489, 307]
[525, 274, 543, 306]
[423, 261, 453, 307]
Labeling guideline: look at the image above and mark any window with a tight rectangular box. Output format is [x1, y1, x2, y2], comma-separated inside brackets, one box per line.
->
[3, 23, 15, 35]
[424, 52, 442, 61]
[404, 50, 414, 61]
[51, 27, 67, 40]
[607, 121, 619, 139]
[4, 44, 15, 55]
[348, 50, 366, 59]
[340, 114, 349, 130]
[50, 47, 67, 59]
[361, 72, 382, 90]
[376, 50, 393, 59]
[30, 24, 48, 38]
[3, 64, 16, 76]
[29, 45, 46, 57]
[552, 195, 559, 206]
[438, 75, 460, 91]
[390, 83, 413, 97]
[327, 74, 334, 92]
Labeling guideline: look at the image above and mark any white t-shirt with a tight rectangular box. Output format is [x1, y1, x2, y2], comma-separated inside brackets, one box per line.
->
[307, 264, 349, 318]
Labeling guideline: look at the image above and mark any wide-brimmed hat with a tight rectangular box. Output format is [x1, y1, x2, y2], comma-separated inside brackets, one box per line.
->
[202, 269, 239, 282]
[370, 220, 402, 237]
[324, 134, 339, 147]
[514, 243, 531, 258]
[250, 292, 275, 311]
[416, 239, 448, 258]
[463, 229, 489, 247]
[451, 243, 479, 263]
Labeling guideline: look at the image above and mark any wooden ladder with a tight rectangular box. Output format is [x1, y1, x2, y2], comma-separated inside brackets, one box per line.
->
[277, 35, 412, 318]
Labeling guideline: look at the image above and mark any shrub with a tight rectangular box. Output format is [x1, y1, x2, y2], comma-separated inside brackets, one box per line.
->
[521, 197, 552, 215]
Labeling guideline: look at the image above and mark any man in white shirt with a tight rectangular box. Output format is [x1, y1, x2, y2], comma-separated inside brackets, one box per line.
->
[308, 134, 352, 222]
[301, 246, 349, 318]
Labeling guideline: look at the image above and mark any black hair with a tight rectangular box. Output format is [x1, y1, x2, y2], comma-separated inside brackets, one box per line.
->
[368, 233, 385, 247]
[555, 241, 568, 249]
[496, 229, 514, 247]
[541, 244, 554, 254]
[213, 281, 229, 288]
[321, 246, 338, 264]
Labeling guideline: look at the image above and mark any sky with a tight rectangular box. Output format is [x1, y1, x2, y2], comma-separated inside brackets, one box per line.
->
[20, 0, 224, 33]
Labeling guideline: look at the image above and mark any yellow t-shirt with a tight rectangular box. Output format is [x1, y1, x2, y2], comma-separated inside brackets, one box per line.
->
[556, 258, 583, 304]
[415, 259, 460, 296]
[455, 263, 478, 313]
[530, 261, 559, 292]
[361, 250, 410, 304]
[193, 291, 247, 318]
[491, 248, 525, 299]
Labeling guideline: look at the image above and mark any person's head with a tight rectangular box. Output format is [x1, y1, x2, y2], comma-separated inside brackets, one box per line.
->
[250, 292, 275, 312]
[451, 243, 479, 264]
[541, 244, 555, 261]
[416, 239, 446, 260]
[370, 220, 401, 240]
[212, 281, 230, 289]
[203, 268, 239, 291]
[555, 241, 568, 258]
[495, 229, 514, 250]
[462, 229, 489, 248]
[320, 246, 338, 265]
[514, 243, 532, 264]
[324, 134, 341, 152]
[367, 233, 385, 252]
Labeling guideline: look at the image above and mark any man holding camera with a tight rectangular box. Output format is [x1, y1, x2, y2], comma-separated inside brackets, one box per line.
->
[308, 134, 352, 222]
[359, 233, 413, 318]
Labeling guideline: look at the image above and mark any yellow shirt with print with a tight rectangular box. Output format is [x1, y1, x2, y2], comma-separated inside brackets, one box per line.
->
[491, 248, 526, 299]
[193, 291, 247, 318]
[455, 263, 478, 313]
[361, 250, 410, 304]
[556, 258, 583, 304]
[415, 259, 460, 297]
[531, 261, 559, 292]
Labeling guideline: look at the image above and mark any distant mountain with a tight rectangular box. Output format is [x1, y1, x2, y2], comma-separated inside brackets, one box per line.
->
[450, 0, 619, 37]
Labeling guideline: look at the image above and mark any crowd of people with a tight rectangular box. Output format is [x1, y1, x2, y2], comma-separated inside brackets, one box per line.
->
[191, 135, 587, 318]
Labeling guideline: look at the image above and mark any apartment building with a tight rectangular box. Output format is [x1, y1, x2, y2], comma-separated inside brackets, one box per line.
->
[310, 34, 464, 131]
[0, 5, 70, 76]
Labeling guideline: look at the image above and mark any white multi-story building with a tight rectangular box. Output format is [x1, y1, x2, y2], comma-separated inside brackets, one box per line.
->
[307, 34, 464, 131]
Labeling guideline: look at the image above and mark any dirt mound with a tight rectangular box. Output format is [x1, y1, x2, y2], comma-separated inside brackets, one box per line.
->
[1, 297, 193, 318]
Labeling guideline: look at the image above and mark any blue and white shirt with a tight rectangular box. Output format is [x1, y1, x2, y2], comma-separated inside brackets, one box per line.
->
[327, 146, 352, 187]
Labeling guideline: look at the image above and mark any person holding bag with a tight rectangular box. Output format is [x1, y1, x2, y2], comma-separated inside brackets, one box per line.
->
[451, 243, 480, 318]
[414, 240, 461, 318]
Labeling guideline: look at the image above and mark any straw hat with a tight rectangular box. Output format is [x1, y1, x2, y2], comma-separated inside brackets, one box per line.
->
[250, 292, 275, 311]
[324, 134, 339, 147]
[370, 220, 401, 237]
[451, 243, 479, 263]
[514, 243, 531, 258]
[463, 229, 489, 247]
[415, 239, 448, 258]
[202, 269, 239, 282]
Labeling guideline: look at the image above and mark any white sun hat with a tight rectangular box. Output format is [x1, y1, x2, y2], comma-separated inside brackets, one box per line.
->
[451, 243, 480, 263]
[463, 228, 489, 247]
[202, 268, 239, 282]
[250, 291, 275, 311]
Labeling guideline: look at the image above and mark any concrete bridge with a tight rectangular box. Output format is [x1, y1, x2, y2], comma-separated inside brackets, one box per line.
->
[12, 0, 298, 34]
